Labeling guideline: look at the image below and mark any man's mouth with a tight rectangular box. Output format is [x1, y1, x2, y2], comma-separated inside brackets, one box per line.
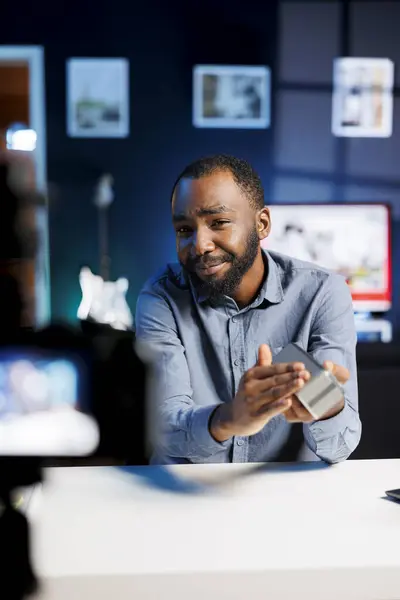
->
[195, 262, 226, 276]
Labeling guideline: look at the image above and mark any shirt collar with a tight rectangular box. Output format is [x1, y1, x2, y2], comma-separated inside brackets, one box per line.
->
[259, 249, 284, 305]
[188, 249, 284, 306]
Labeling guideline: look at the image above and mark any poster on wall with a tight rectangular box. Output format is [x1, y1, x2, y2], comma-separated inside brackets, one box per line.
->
[67, 58, 129, 138]
[332, 57, 394, 138]
[193, 65, 271, 129]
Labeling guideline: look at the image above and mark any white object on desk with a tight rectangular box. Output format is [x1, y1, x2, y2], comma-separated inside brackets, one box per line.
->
[30, 460, 400, 600]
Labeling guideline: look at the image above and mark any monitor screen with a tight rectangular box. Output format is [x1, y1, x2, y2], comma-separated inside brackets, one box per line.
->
[261, 203, 391, 312]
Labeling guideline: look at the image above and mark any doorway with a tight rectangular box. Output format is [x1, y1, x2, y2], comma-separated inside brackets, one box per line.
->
[0, 46, 49, 326]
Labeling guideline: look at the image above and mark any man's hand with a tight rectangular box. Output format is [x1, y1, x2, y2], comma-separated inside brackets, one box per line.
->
[284, 359, 350, 423]
[323, 360, 350, 386]
[209, 344, 310, 442]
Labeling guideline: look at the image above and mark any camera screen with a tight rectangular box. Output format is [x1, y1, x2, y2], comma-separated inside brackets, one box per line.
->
[0, 350, 99, 456]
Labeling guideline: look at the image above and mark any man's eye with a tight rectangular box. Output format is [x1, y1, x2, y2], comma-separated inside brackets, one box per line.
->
[176, 227, 191, 235]
[213, 220, 230, 227]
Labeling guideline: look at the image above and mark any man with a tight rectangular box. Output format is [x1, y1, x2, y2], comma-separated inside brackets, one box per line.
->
[135, 154, 361, 465]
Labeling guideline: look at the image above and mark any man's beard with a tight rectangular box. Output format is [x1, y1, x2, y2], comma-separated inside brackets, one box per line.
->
[185, 227, 260, 301]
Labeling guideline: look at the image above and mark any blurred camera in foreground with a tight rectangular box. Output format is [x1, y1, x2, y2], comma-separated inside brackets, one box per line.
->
[0, 150, 149, 465]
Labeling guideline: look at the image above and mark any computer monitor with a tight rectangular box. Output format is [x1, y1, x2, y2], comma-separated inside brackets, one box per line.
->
[261, 203, 391, 313]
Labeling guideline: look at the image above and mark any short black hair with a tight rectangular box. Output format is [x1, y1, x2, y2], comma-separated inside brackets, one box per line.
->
[171, 154, 265, 211]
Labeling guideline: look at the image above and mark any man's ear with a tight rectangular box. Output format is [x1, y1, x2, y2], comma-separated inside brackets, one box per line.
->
[256, 207, 271, 241]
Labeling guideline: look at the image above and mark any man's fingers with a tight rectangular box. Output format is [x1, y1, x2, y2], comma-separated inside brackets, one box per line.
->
[246, 370, 310, 397]
[283, 406, 302, 422]
[247, 362, 306, 381]
[257, 344, 272, 367]
[257, 397, 293, 419]
[284, 397, 314, 423]
[323, 361, 350, 385]
[291, 397, 314, 421]
[254, 377, 305, 414]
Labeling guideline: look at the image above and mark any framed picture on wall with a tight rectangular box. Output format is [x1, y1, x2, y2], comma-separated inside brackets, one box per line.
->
[67, 58, 129, 138]
[193, 65, 271, 129]
[332, 57, 394, 138]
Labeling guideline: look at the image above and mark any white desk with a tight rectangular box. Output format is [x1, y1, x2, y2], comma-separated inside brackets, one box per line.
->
[28, 459, 400, 600]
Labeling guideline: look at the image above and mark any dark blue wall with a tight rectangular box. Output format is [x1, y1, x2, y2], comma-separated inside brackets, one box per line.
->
[2, 1, 399, 340]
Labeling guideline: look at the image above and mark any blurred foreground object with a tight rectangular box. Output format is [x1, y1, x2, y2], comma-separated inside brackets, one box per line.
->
[0, 151, 149, 599]
[0, 148, 43, 330]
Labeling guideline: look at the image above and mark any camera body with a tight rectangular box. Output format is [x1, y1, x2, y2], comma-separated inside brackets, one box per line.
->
[0, 154, 150, 473]
[0, 149, 151, 600]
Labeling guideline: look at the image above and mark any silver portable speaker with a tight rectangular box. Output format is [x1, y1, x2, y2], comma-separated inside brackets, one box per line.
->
[273, 343, 344, 420]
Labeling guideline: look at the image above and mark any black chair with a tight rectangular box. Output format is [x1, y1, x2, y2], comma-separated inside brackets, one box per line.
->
[351, 344, 400, 460]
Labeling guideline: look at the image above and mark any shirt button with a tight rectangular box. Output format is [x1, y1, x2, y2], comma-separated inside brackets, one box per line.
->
[237, 439, 244, 446]
[232, 316, 237, 323]
[234, 359, 240, 366]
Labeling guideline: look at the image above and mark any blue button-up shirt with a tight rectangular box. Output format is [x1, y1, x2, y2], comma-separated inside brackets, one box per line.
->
[135, 250, 361, 465]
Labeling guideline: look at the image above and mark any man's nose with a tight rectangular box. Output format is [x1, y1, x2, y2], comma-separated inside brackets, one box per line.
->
[193, 228, 215, 255]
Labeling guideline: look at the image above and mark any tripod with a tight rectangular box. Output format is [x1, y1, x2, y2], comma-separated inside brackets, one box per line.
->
[0, 459, 42, 600]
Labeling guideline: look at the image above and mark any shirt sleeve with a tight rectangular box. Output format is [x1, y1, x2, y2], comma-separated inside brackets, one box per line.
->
[135, 286, 232, 463]
[303, 273, 362, 464]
